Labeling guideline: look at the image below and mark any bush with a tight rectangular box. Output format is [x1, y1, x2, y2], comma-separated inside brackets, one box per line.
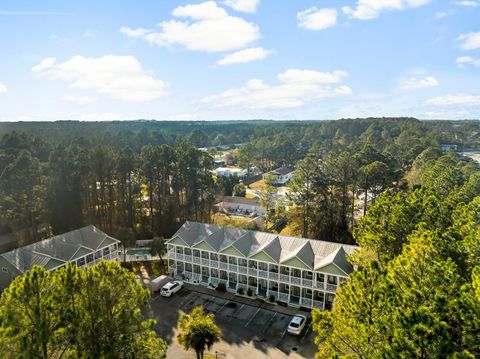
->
[216, 282, 226, 292]
[269, 294, 275, 302]
[247, 288, 253, 296]
[237, 287, 244, 295]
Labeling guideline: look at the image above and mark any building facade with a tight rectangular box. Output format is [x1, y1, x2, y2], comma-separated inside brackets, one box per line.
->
[167, 222, 358, 310]
[0, 225, 121, 290]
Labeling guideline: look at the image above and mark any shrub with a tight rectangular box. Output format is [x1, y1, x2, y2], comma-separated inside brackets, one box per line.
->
[237, 287, 244, 295]
[216, 282, 226, 292]
[269, 294, 275, 302]
[247, 288, 253, 296]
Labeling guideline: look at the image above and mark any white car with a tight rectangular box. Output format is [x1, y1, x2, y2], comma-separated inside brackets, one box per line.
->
[160, 280, 184, 297]
[287, 314, 307, 335]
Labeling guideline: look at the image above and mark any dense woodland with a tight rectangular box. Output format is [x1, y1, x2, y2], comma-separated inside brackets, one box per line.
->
[0, 118, 479, 246]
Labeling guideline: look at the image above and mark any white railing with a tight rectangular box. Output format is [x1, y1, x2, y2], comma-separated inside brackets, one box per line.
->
[248, 268, 258, 276]
[314, 281, 324, 289]
[228, 264, 238, 272]
[210, 278, 219, 286]
[291, 276, 301, 285]
[300, 298, 313, 308]
[326, 283, 337, 292]
[183, 271, 193, 280]
[176, 253, 184, 261]
[201, 258, 209, 266]
[313, 300, 324, 310]
[167, 250, 175, 258]
[302, 278, 313, 287]
[210, 260, 218, 267]
[269, 272, 278, 280]
[279, 274, 289, 283]
[184, 255, 192, 262]
[258, 270, 268, 279]
[238, 266, 248, 274]
[192, 273, 201, 281]
[219, 262, 228, 270]
[192, 256, 201, 264]
[278, 292, 289, 302]
[168, 265, 175, 273]
[267, 290, 278, 300]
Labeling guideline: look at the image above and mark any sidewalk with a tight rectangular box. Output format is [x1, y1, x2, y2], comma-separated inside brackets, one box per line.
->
[184, 283, 308, 317]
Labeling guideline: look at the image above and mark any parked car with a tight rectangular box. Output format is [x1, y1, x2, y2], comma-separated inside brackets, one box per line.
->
[160, 280, 184, 297]
[151, 275, 171, 293]
[287, 314, 307, 335]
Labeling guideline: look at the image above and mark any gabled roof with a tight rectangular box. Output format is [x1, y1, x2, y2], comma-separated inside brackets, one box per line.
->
[271, 167, 294, 176]
[169, 222, 359, 274]
[0, 225, 119, 273]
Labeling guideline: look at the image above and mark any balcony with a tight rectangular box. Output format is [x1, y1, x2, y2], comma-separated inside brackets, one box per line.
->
[290, 276, 301, 285]
[248, 268, 258, 276]
[228, 264, 238, 272]
[219, 262, 228, 270]
[210, 260, 218, 267]
[277, 292, 289, 303]
[168, 265, 175, 273]
[300, 298, 313, 308]
[201, 258, 209, 266]
[302, 278, 313, 287]
[176, 253, 184, 261]
[258, 270, 268, 279]
[167, 250, 175, 258]
[184, 255, 192, 262]
[314, 281, 324, 290]
[326, 283, 337, 292]
[313, 300, 324, 310]
[279, 274, 289, 283]
[268, 272, 278, 280]
[183, 271, 193, 279]
[238, 266, 248, 274]
[192, 256, 201, 264]
[266, 290, 278, 300]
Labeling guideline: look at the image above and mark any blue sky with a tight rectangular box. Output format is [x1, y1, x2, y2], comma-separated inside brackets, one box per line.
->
[0, 0, 479, 121]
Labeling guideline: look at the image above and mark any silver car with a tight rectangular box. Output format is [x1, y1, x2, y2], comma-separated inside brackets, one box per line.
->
[160, 280, 184, 297]
[287, 314, 307, 335]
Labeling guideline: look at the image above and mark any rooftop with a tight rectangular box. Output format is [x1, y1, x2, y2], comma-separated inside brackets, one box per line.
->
[271, 167, 294, 175]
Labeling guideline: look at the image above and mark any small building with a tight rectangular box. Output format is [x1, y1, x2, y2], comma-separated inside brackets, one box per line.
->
[0, 225, 120, 290]
[214, 167, 247, 178]
[216, 196, 266, 217]
[264, 167, 295, 185]
[167, 222, 358, 310]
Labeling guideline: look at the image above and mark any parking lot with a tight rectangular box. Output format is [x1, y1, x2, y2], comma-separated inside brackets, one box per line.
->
[149, 287, 317, 359]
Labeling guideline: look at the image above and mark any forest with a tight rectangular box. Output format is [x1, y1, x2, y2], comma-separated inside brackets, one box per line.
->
[0, 117, 479, 246]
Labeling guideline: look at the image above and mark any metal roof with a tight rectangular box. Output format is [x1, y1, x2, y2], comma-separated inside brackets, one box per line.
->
[0, 225, 120, 273]
[169, 222, 358, 272]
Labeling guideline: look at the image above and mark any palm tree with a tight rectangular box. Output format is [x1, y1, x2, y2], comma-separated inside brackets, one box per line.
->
[177, 306, 221, 359]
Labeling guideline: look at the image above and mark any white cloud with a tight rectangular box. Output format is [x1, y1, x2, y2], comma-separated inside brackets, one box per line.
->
[400, 76, 439, 90]
[454, 0, 480, 6]
[457, 32, 480, 50]
[120, 1, 259, 52]
[342, 0, 432, 20]
[216, 47, 271, 65]
[202, 69, 352, 109]
[83, 29, 97, 37]
[456, 56, 480, 68]
[222, 0, 260, 13]
[427, 94, 480, 106]
[32, 55, 168, 102]
[62, 95, 95, 105]
[0, 82, 7, 94]
[297, 7, 337, 31]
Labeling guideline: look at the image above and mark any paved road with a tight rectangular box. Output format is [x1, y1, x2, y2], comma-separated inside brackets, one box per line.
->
[148, 287, 317, 359]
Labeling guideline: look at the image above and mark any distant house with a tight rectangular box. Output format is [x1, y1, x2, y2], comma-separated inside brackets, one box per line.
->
[264, 167, 295, 185]
[216, 196, 266, 217]
[214, 159, 226, 167]
[0, 225, 120, 290]
[214, 167, 247, 178]
[440, 144, 459, 152]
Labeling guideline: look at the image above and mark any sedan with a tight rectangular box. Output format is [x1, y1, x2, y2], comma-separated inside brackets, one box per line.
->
[287, 314, 307, 335]
[160, 280, 184, 297]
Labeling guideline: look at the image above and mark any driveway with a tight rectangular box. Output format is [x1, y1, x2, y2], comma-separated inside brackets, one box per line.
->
[148, 286, 317, 359]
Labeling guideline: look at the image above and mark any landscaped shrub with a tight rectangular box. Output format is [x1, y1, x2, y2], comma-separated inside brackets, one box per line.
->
[269, 294, 275, 302]
[237, 287, 244, 295]
[247, 288, 253, 296]
[216, 282, 226, 292]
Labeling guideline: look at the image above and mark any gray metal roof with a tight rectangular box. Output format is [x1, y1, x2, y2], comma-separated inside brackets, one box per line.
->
[169, 222, 358, 272]
[0, 225, 120, 273]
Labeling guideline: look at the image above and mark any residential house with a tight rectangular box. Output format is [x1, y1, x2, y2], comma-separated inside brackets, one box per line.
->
[167, 222, 358, 310]
[0, 225, 120, 290]
[216, 196, 266, 217]
[264, 167, 295, 185]
[214, 167, 247, 178]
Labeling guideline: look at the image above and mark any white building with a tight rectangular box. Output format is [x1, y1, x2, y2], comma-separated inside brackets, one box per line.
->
[167, 222, 358, 310]
[216, 196, 266, 217]
[0, 225, 121, 290]
[214, 167, 247, 178]
[264, 167, 295, 185]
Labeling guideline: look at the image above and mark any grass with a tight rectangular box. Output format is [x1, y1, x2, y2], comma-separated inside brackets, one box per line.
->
[249, 179, 265, 190]
[245, 193, 257, 199]
[212, 213, 253, 228]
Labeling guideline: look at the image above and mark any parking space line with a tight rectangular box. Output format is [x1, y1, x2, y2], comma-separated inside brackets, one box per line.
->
[228, 304, 245, 321]
[262, 312, 277, 332]
[301, 321, 313, 343]
[215, 300, 229, 314]
[245, 307, 261, 327]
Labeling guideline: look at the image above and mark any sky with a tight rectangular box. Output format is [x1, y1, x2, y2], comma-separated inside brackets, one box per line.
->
[0, 0, 479, 121]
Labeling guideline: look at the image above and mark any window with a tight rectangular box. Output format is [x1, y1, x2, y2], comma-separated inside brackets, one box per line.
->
[77, 257, 86, 267]
[86, 254, 94, 263]
[2, 267, 7, 273]
[95, 250, 102, 259]
[103, 247, 110, 256]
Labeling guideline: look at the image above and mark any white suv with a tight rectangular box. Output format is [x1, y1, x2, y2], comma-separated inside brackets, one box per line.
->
[287, 314, 307, 335]
[160, 280, 184, 297]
